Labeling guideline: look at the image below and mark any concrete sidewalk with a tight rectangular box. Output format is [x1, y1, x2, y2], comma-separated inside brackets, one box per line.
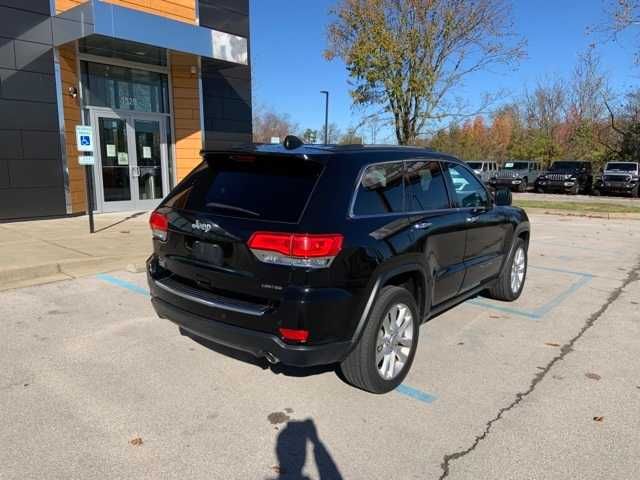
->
[0, 211, 152, 291]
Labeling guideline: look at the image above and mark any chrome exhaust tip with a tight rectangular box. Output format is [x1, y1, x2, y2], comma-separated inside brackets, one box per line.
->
[264, 352, 280, 365]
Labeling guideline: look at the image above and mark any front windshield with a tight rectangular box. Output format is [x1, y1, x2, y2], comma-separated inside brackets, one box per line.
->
[467, 162, 483, 170]
[606, 163, 637, 172]
[550, 161, 582, 171]
[503, 162, 530, 170]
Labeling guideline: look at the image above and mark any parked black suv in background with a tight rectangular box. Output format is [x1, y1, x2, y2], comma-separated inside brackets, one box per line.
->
[147, 140, 530, 393]
[593, 162, 640, 197]
[535, 160, 593, 195]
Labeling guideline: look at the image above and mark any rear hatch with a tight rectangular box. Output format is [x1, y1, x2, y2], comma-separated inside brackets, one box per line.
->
[152, 152, 325, 331]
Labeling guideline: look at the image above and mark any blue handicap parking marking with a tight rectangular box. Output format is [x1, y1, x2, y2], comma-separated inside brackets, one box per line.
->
[395, 384, 437, 404]
[96, 273, 149, 296]
[98, 273, 439, 405]
[467, 265, 593, 320]
[80, 135, 91, 146]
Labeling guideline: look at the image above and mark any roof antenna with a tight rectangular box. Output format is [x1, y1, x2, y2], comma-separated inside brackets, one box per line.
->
[283, 135, 303, 150]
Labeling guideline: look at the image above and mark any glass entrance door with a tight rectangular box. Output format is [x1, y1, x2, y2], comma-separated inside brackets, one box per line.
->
[93, 111, 170, 212]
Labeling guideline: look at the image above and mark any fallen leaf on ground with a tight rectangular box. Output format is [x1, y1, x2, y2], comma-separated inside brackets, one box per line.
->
[585, 372, 601, 380]
[489, 315, 502, 319]
[271, 465, 285, 474]
[593, 416, 604, 422]
[457, 342, 464, 346]
[129, 437, 143, 446]
[544, 342, 561, 347]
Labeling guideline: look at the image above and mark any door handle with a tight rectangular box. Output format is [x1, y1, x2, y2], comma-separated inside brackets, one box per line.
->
[466, 216, 479, 223]
[413, 222, 432, 230]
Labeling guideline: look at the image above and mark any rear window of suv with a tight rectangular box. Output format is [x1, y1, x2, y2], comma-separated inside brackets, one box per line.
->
[164, 155, 324, 223]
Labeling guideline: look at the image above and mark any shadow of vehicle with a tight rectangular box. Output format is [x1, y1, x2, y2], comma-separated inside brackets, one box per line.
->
[179, 328, 339, 378]
[273, 419, 343, 480]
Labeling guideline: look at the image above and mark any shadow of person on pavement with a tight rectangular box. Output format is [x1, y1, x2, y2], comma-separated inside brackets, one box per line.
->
[274, 419, 343, 480]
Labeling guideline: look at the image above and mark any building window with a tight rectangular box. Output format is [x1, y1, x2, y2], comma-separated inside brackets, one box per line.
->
[80, 61, 170, 114]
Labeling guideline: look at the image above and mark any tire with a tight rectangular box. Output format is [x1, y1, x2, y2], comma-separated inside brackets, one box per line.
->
[535, 186, 545, 194]
[569, 184, 579, 195]
[518, 178, 528, 193]
[632, 185, 639, 198]
[488, 237, 527, 302]
[340, 286, 419, 394]
[592, 189, 601, 197]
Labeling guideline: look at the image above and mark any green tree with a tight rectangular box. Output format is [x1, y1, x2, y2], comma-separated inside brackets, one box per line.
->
[325, 0, 525, 145]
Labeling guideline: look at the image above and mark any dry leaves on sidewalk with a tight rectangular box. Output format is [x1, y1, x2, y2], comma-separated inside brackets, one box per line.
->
[129, 437, 143, 447]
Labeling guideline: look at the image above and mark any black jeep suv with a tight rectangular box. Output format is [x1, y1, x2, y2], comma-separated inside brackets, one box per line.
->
[535, 160, 593, 195]
[147, 142, 530, 393]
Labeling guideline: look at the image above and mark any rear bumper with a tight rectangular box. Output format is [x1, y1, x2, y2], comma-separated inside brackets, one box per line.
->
[151, 297, 352, 367]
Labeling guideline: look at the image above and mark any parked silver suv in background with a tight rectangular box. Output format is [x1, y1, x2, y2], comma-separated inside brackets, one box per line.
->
[594, 162, 640, 197]
[490, 161, 543, 192]
[467, 161, 499, 184]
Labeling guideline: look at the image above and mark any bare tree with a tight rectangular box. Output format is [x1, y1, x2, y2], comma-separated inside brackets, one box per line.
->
[253, 106, 299, 143]
[523, 79, 567, 135]
[568, 47, 610, 122]
[325, 0, 525, 145]
[598, 0, 640, 62]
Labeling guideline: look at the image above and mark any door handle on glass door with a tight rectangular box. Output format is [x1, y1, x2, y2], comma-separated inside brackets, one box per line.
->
[413, 222, 432, 230]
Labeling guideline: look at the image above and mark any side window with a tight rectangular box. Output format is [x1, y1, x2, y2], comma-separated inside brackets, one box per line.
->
[353, 162, 404, 216]
[445, 163, 490, 209]
[405, 161, 450, 212]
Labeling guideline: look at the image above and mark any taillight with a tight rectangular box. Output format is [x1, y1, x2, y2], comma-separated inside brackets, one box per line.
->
[278, 328, 309, 343]
[248, 232, 343, 268]
[149, 211, 168, 241]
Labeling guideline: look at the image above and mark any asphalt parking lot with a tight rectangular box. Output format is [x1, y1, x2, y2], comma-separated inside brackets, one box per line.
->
[2, 213, 640, 480]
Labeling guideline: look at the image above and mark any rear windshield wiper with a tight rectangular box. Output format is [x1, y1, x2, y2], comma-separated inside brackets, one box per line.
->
[205, 202, 260, 217]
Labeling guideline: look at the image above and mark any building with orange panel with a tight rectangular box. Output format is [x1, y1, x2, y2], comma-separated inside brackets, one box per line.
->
[0, 0, 251, 219]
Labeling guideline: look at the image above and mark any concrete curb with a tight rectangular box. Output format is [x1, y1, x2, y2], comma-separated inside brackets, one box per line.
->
[519, 207, 640, 221]
[0, 255, 148, 291]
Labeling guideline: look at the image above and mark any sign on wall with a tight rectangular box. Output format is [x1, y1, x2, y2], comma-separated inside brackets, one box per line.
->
[75, 125, 94, 153]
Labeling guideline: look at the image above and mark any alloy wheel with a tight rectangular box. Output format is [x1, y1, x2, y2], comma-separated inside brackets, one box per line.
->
[511, 247, 526, 294]
[375, 303, 414, 380]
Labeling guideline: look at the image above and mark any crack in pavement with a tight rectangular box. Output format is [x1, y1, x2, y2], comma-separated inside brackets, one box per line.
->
[438, 259, 640, 480]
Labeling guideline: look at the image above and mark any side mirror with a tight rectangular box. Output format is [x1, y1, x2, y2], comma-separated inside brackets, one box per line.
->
[495, 188, 512, 206]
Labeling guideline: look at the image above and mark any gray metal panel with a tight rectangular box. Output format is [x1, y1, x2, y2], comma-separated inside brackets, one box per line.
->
[8, 158, 62, 188]
[0, 159, 8, 188]
[0, 188, 66, 219]
[0, 99, 58, 131]
[22, 131, 60, 159]
[53, 0, 248, 64]
[0, 0, 50, 15]
[0, 38, 16, 69]
[0, 6, 53, 45]
[0, 68, 56, 103]
[0, 131, 22, 159]
[14, 40, 55, 74]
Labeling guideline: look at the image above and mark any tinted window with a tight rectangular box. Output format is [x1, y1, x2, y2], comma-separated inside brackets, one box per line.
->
[81, 61, 170, 113]
[353, 162, 404, 216]
[446, 163, 490, 208]
[606, 163, 637, 172]
[164, 155, 323, 223]
[503, 162, 530, 170]
[405, 161, 450, 211]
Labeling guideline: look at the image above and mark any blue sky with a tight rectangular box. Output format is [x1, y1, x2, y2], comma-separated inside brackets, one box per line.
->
[249, 0, 638, 141]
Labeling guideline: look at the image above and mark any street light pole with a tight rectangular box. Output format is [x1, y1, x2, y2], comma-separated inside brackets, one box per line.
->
[320, 90, 329, 144]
